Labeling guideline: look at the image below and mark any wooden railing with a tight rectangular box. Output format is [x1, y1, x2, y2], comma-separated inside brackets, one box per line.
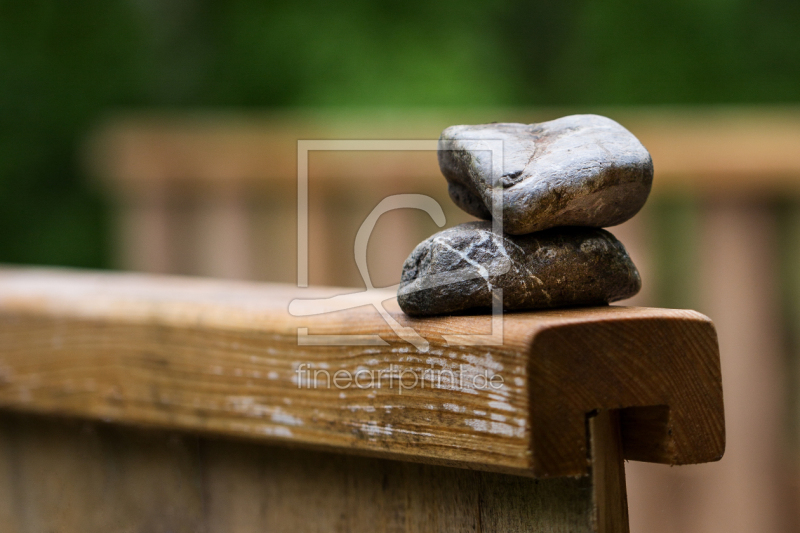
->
[0, 267, 724, 532]
[82, 107, 800, 532]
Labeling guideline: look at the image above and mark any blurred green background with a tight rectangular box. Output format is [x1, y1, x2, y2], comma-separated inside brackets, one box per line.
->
[1, 0, 799, 268]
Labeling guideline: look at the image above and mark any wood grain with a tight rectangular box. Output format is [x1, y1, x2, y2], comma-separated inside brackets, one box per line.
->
[0, 267, 724, 478]
[0, 409, 628, 532]
[591, 410, 629, 533]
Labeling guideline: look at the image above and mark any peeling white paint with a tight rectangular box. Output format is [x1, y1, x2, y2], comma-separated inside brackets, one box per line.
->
[361, 422, 393, 437]
[263, 426, 293, 438]
[271, 409, 303, 426]
[466, 418, 524, 438]
[348, 405, 376, 413]
[465, 419, 488, 432]
[443, 403, 466, 413]
[489, 401, 516, 412]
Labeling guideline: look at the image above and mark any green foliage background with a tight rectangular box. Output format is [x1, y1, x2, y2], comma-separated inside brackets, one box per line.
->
[1, 0, 799, 268]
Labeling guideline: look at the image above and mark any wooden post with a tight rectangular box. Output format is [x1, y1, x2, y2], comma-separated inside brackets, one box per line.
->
[114, 185, 173, 274]
[0, 267, 725, 532]
[194, 186, 253, 280]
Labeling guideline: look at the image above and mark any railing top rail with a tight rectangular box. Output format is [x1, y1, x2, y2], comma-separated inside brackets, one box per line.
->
[85, 107, 800, 195]
[0, 267, 724, 478]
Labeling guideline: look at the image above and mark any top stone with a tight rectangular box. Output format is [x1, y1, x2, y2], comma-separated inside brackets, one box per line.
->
[438, 114, 653, 234]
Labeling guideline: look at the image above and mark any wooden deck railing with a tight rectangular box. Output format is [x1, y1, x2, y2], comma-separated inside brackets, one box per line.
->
[81, 107, 800, 532]
[0, 267, 724, 532]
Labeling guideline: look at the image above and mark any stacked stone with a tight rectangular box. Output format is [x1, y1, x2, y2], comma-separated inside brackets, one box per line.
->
[397, 115, 653, 316]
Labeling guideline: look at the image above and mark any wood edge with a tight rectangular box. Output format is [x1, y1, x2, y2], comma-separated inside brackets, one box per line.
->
[0, 405, 539, 479]
[527, 311, 725, 478]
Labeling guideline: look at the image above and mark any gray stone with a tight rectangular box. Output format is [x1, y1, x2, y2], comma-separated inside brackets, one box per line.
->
[397, 222, 640, 316]
[438, 114, 653, 234]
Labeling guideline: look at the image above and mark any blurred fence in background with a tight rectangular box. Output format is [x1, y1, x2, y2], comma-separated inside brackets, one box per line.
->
[86, 107, 800, 533]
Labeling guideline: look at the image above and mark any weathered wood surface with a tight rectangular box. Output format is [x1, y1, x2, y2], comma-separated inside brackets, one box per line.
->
[0, 409, 627, 533]
[0, 267, 724, 478]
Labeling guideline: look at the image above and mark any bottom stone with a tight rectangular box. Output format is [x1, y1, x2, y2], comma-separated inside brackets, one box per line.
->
[397, 221, 641, 316]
